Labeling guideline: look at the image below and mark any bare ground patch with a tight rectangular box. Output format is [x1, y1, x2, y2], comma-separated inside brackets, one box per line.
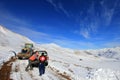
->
[0, 57, 16, 80]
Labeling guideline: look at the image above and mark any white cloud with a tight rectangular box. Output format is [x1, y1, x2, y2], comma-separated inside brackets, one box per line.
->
[0, 7, 32, 28]
[76, 0, 118, 39]
[0, 6, 51, 42]
[46, 0, 56, 7]
[52, 39, 99, 49]
[14, 27, 49, 38]
[58, 2, 70, 17]
[46, 0, 70, 17]
[76, 2, 99, 39]
[80, 27, 90, 39]
[100, 0, 117, 26]
[46, 0, 59, 11]
[15, 26, 98, 50]
[0, 5, 75, 48]
[103, 42, 120, 48]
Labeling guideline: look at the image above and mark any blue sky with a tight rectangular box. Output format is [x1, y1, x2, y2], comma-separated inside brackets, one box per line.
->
[0, 0, 120, 50]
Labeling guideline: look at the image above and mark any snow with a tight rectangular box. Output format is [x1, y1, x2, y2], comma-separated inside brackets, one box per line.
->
[0, 25, 34, 48]
[0, 25, 34, 68]
[88, 68, 120, 80]
[0, 25, 120, 80]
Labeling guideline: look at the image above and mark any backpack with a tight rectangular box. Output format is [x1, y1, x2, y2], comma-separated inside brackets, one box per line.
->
[39, 56, 47, 62]
[39, 56, 48, 66]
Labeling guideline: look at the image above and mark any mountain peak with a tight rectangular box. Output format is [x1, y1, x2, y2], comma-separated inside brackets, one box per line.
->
[0, 25, 7, 34]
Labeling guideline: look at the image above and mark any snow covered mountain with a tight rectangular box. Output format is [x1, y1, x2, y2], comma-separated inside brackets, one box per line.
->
[0, 25, 120, 80]
[85, 47, 120, 60]
[0, 25, 33, 48]
[0, 25, 34, 66]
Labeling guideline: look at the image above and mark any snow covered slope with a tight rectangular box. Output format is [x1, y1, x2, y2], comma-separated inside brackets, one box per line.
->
[0, 25, 33, 48]
[0, 25, 120, 80]
[0, 25, 34, 65]
[36, 44, 120, 80]
[86, 47, 120, 60]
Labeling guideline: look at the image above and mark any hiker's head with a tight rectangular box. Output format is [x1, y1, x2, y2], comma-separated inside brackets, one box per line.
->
[33, 51, 38, 55]
[35, 51, 39, 55]
[41, 53, 44, 56]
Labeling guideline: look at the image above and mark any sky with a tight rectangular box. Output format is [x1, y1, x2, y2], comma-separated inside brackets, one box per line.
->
[0, 0, 120, 50]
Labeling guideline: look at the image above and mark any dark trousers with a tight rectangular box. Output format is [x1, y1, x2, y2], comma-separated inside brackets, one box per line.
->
[39, 63, 45, 76]
[25, 60, 33, 71]
[26, 60, 39, 71]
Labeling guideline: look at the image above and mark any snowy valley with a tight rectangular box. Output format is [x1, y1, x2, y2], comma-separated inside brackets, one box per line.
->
[0, 25, 120, 80]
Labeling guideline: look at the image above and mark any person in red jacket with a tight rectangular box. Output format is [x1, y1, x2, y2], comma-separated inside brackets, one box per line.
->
[39, 53, 48, 76]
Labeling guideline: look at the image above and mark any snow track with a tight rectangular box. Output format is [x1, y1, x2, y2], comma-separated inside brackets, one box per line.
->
[11, 60, 70, 80]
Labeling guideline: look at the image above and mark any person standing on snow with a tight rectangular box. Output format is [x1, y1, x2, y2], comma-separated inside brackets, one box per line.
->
[39, 53, 48, 76]
[25, 51, 39, 71]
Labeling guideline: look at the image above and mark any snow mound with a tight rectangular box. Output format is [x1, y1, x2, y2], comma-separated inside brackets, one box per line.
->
[88, 68, 120, 80]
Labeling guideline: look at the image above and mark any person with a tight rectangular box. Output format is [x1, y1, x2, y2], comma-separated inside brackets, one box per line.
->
[25, 51, 39, 71]
[39, 53, 48, 76]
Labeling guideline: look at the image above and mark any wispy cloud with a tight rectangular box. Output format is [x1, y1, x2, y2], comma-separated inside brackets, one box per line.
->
[79, 27, 90, 39]
[0, 7, 32, 29]
[103, 41, 120, 48]
[46, 0, 58, 11]
[13, 27, 50, 40]
[0, 5, 93, 49]
[76, 2, 99, 39]
[100, 0, 118, 26]
[10, 25, 99, 50]
[0, 5, 50, 42]
[0, 9, 109, 50]
[52, 39, 100, 49]
[75, 0, 118, 39]
[0, 1, 119, 49]
[46, 0, 70, 17]
[58, 2, 70, 17]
